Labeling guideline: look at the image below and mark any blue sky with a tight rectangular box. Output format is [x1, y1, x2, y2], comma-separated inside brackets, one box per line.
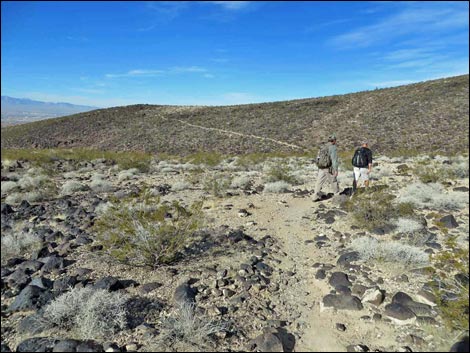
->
[1, 1, 468, 107]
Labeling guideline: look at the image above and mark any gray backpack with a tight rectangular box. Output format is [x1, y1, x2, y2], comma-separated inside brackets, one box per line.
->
[317, 144, 332, 168]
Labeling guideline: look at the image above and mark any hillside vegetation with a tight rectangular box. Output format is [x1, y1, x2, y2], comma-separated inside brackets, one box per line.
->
[1, 75, 468, 155]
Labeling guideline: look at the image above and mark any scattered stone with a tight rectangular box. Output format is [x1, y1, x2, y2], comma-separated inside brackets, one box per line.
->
[450, 336, 469, 352]
[16, 338, 54, 352]
[315, 269, 326, 280]
[336, 323, 346, 331]
[8, 285, 55, 312]
[322, 294, 363, 311]
[384, 303, 416, 324]
[52, 339, 80, 352]
[337, 251, 360, 268]
[329, 272, 352, 289]
[361, 287, 385, 306]
[174, 283, 196, 305]
[346, 344, 370, 352]
[93, 276, 124, 291]
[139, 282, 162, 294]
[439, 214, 459, 228]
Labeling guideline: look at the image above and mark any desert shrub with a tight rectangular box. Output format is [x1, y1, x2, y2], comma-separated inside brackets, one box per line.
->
[5, 191, 46, 204]
[171, 181, 192, 192]
[203, 175, 232, 198]
[264, 181, 291, 193]
[94, 201, 112, 215]
[230, 175, 252, 190]
[432, 235, 469, 333]
[184, 151, 225, 167]
[1, 180, 19, 196]
[18, 174, 49, 189]
[42, 287, 128, 340]
[1, 148, 152, 172]
[398, 182, 468, 210]
[394, 217, 424, 234]
[94, 193, 204, 268]
[344, 186, 414, 231]
[60, 181, 87, 195]
[1, 231, 42, 264]
[63, 171, 79, 179]
[155, 303, 227, 351]
[89, 179, 114, 193]
[264, 161, 299, 185]
[350, 236, 429, 267]
[118, 168, 140, 182]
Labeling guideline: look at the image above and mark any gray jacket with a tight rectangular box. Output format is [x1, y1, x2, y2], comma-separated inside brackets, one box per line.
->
[328, 144, 339, 172]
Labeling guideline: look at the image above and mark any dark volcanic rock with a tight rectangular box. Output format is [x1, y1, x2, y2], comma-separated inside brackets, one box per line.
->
[323, 294, 363, 310]
[139, 282, 163, 294]
[439, 214, 459, 228]
[450, 336, 469, 352]
[16, 338, 55, 352]
[337, 251, 360, 268]
[174, 283, 196, 305]
[8, 285, 54, 312]
[18, 313, 47, 335]
[329, 272, 352, 289]
[384, 303, 416, 322]
[93, 276, 125, 291]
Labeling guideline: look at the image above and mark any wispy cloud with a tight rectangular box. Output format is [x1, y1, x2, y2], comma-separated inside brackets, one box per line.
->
[66, 36, 89, 42]
[147, 1, 190, 19]
[75, 88, 105, 94]
[331, 2, 469, 48]
[106, 69, 165, 78]
[205, 1, 251, 10]
[105, 67, 209, 79]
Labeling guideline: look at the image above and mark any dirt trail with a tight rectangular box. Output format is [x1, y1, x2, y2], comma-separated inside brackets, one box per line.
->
[149, 109, 307, 151]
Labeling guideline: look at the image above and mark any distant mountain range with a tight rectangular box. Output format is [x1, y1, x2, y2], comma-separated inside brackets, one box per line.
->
[1, 96, 98, 125]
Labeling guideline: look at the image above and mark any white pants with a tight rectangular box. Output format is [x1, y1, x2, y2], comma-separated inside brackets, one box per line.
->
[353, 167, 369, 181]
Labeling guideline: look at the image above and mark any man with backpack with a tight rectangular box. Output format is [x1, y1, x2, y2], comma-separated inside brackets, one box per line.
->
[313, 134, 340, 201]
[352, 141, 373, 191]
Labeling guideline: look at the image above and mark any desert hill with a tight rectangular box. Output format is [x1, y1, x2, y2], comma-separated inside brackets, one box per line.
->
[1, 75, 468, 155]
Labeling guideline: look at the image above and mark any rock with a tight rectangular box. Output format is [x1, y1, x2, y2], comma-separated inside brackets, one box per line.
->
[8, 285, 54, 312]
[405, 334, 425, 347]
[352, 284, 368, 297]
[29, 277, 53, 290]
[384, 303, 416, 324]
[455, 273, 469, 286]
[76, 340, 104, 352]
[453, 186, 469, 192]
[346, 345, 370, 352]
[174, 283, 196, 305]
[0, 343, 12, 352]
[53, 276, 78, 292]
[18, 260, 44, 273]
[439, 215, 459, 228]
[52, 339, 80, 352]
[361, 288, 385, 306]
[329, 272, 352, 289]
[93, 276, 124, 291]
[315, 269, 326, 280]
[336, 323, 346, 331]
[249, 332, 284, 352]
[416, 288, 437, 307]
[337, 251, 360, 268]
[16, 338, 55, 352]
[6, 269, 31, 291]
[18, 313, 47, 335]
[41, 256, 69, 274]
[139, 282, 162, 294]
[450, 336, 469, 352]
[1, 203, 14, 215]
[322, 294, 363, 311]
[392, 292, 435, 316]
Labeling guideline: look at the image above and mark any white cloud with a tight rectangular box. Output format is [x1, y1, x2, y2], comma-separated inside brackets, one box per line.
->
[205, 1, 251, 10]
[106, 67, 209, 79]
[331, 3, 469, 48]
[368, 80, 415, 88]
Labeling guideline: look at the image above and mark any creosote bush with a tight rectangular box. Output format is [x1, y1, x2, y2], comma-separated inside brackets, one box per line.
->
[344, 186, 415, 231]
[94, 191, 204, 268]
[203, 175, 232, 198]
[1, 231, 43, 264]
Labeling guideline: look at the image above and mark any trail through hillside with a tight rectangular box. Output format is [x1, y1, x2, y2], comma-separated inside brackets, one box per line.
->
[150, 109, 307, 151]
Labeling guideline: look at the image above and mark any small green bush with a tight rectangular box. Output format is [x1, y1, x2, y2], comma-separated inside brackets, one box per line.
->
[264, 161, 299, 185]
[94, 192, 204, 268]
[203, 175, 232, 198]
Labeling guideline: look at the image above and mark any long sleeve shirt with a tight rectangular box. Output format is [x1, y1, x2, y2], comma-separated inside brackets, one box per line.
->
[328, 144, 339, 172]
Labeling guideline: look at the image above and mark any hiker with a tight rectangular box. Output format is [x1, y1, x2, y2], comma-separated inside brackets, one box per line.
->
[352, 141, 373, 191]
[313, 134, 339, 201]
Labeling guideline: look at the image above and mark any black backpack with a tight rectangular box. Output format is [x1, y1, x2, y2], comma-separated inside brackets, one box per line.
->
[352, 148, 368, 168]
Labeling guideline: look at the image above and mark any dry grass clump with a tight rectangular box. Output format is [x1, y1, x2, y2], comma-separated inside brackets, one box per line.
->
[42, 287, 128, 340]
[60, 180, 88, 196]
[1, 230, 43, 264]
[264, 181, 291, 193]
[398, 182, 468, 210]
[350, 236, 429, 267]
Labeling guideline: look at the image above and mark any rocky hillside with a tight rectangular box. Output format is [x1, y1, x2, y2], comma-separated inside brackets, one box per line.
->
[1, 75, 469, 155]
[1, 152, 468, 352]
